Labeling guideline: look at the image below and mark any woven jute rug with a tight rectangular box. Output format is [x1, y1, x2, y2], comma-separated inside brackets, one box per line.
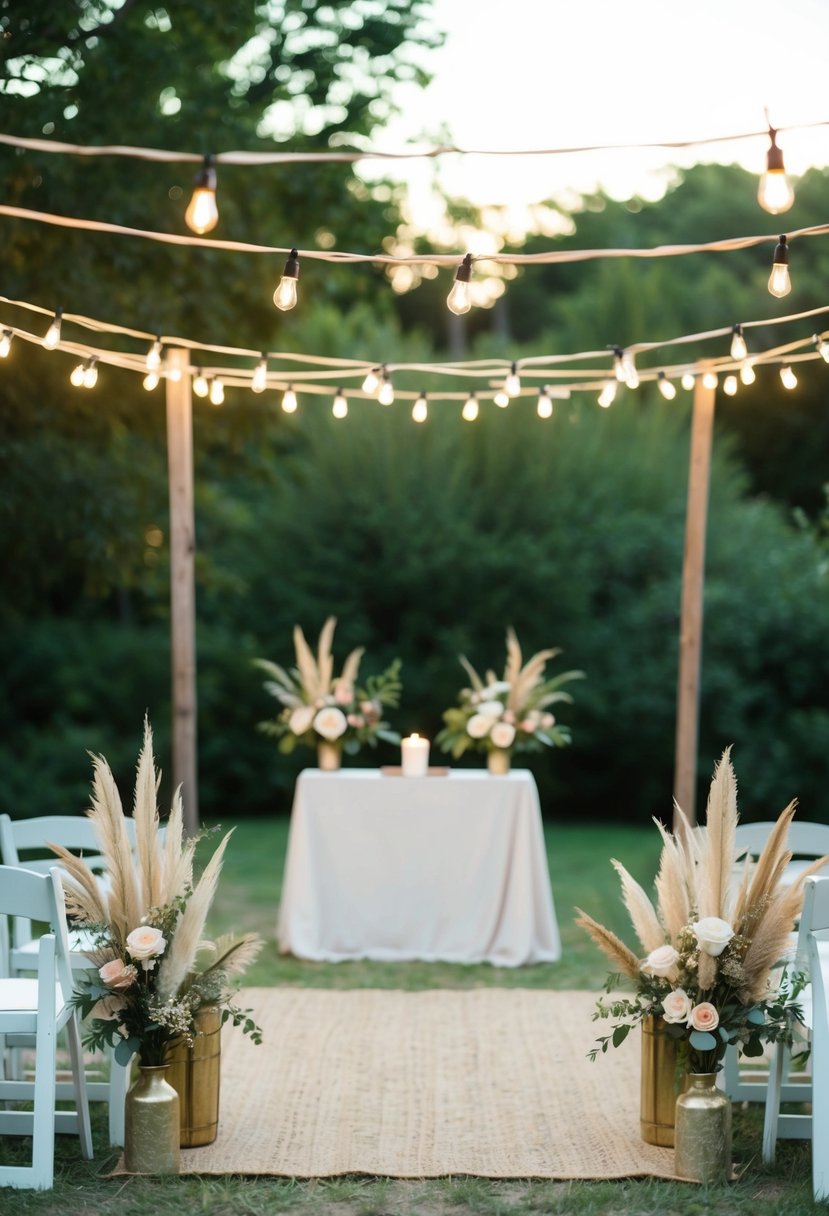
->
[118, 988, 680, 1179]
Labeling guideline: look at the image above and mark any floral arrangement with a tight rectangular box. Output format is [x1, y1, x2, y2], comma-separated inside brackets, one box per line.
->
[435, 627, 583, 759]
[576, 749, 826, 1074]
[254, 616, 402, 756]
[52, 720, 262, 1068]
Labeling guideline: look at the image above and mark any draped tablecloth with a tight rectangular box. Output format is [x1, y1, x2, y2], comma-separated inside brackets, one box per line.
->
[277, 769, 560, 967]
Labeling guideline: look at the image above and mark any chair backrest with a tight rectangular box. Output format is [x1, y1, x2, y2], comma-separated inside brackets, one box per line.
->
[734, 821, 829, 859]
[793, 876, 829, 969]
[0, 813, 138, 876]
[0, 864, 74, 999]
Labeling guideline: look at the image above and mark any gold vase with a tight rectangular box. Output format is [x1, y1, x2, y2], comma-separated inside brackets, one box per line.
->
[487, 747, 511, 775]
[124, 1065, 181, 1175]
[640, 1015, 682, 1146]
[166, 1004, 222, 1147]
[317, 740, 342, 771]
[674, 1072, 732, 1183]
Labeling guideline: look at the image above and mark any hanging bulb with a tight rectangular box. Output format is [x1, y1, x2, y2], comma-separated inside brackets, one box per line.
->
[768, 235, 791, 298]
[361, 367, 380, 395]
[504, 362, 521, 398]
[332, 388, 348, 418]
[702, 370, 718, 390]
[757, 128, 795, 215]
[0, 329, 12, 357]
[185, 155, 219, 234]
[143, 369, 160, 391]
[281, 386, 298, 413]
[447, 253, 473, 316]
[613, 348, 627, 382]
[83, 357, 98, 388]
[43, 308, 62, 349]
[622, 352, 639, 389]
[730, 324, 748, 362]
[740, 361, 757, 386]
[657, 372, 676, 400]
[193, 369, 209, 398]
[723, 375, 738, 397]
[779, 364, 798, 390]
[69, 361, 86, 387]
[412, 392, 428, 423]
[209, 377, 225, 406]
[681, 372, 695, 391]
[597, 380, 617, 408]
[252, 354, 268, 394]
[814, 334, 829, 364]
[493, 388, 510, 408]
[145, 338, 163, 371]
[163, 353, 182, 383]
[462, 392, 479, 421]
[378, 373, 394, 406]
[273, 248, 300, 311]
[536, 386, 553, 418]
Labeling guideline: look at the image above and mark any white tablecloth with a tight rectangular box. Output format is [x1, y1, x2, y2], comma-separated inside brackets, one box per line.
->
[277, 768, 561, 967]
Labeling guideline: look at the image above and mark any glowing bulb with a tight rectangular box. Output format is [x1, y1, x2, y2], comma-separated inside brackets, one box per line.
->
[815, 335, 829, 364]
[252, 354, 268, 394]
[536, 387, 553, 418]
[209, 376, 224, 406]
[193, 370, 209, 398]
[146, 338, 162, 371]
[43, 308, 62, 349]
[462, 393, 479, 421]
[412, 392, 428, 423]
[494, 389, 510, 408]
[83, 358, 98, 388]
[273, 248, 299, 311]
[163, 356, 181, 383]
[143, 370, 160, 391]
[757, 129, 794, 215]
[0, 329, 12, 357]
[657, 372, 676, 400]
[378, 376, 394, 406]
[681, 372, 695, 391]
[780, 364, 798, 390]
[622, 352, 639, 389]
[361, 368, 378, 394]
[185, 156, 218, 234]
[740, 361, 756, 386]
[723, 375, 738, 396]
[613, 348, 626, 382]
[768, 235, 791, 298]
[702, 371, 718, 390]
[504, 362, 521, 397]
[332, 389, 348, 418]
[447, 253, 473, 316]
[730, 324, 747, 362]
[598, 380, 617, 408]
[281, 387, 297, 413]
[70, 362, 86, 387]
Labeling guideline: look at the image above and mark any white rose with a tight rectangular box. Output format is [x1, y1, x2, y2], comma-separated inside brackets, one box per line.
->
[661, 987, 693, 1024]
[288, 704, 316, 736]
[490, 721, 516, 749]
[641, 944, 680, 978]
[125, 925, 166, 961]
[692, 916, 735, 957]
[313, 705, 348, 741]
[477, 699, 505, 719]
[467, 713, 493, 739]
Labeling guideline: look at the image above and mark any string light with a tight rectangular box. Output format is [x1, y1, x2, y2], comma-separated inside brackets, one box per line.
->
[613, 347, 638, 388]
[69, 361, 86, 387]
[768, 235, 791, 298]
[184, 155, 218, 235]
[361, 367, 380, 394]
[723, 374, 738, 396]
[378, 371, 394, 405]
[209, 376, 225, 405]
[0, 329, 12, 357]
[462, 392, 479, 421]
[757, 127, 795, 215]
[814, 334, 829, 363]
[273, 248, 299, 311]
[447, 253, 473, 316]
[702, 370, 718, 389]
[681, 372, 695, 390]
[740, 361, 757, 385]
[597, 380, 617, 408]
[83, 356, 98, 388]
[504, 362, 521, 397]
[730, 324, 748, 361]
[412, 391, 428, 423]
[162, 352, 182, 382]
[332, 388, 348, 418]
[43, 308, 62, 349]
[193, 369, 209, 398]
[281, 386, 298, 413]
[779, 364, 798, 389]
[143, 369, 160, 390]
[536, 386, 553, 418]
[252, 353, 268, 393]
[145, 337, 162, 371]
[657, 371, 676, 400]
[493, 388, 510, 407]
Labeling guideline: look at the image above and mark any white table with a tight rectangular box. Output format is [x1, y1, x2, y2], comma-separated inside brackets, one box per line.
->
[277, 768, 561, 967]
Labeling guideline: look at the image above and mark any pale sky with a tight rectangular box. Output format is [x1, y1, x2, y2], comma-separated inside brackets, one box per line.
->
[360, 0, 829, 235]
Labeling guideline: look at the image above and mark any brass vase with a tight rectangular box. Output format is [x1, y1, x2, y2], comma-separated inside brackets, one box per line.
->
[166, 1005, 222, 1147]
[124, 1065, 181, 1175]
[317, 740, 342, 771]
[487, 747, 511, 775]
[674, 1072, 732, 1183]
[640, 1015, 682, 1146]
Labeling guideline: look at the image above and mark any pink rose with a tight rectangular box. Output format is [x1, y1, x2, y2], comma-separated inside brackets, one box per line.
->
[89, 993, 128, 1022]
[333, 682, 353, 705]
[98, 958, 138, 990]
[688, 1002, 719, 1032]
[661, 988, 693, 1024]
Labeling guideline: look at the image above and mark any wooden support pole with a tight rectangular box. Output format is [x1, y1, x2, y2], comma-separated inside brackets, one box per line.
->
[166, 348, 199, 834]
[673, 371, 716, 830]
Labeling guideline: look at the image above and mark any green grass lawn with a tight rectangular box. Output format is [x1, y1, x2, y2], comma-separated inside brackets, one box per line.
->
[2, 819, 818, 1215]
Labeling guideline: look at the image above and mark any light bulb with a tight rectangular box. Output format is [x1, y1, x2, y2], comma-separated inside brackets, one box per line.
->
[0, 329, 12, 357]
[332, 389, 348, 418]
[657, 372, 676, 400]
[146, 338, 162, 371]
[185, 156, 218, 234]
[723, 375, 738, 396]
[412, 392, 428, 423]
[740, 361, 756, 386]
[504, 362, 520, 397]
[447, 253, 473, 316]
[757, 129, 794, 215]
[163, 355, 181, 383]
[780, 365, 798, 390]
[70, 362, 86, 387]
[613, 348, 626, 382]
[378, 376, 394, 406]
[702, 371, 718, 390]
[730, 324, 748, 362]
[598, 380, 617, 408]
[536, 387, 553, 418]
[209, 376, 224, 406]
[768, 235, 791, 298]
[462, 393, 479, 421]
[815, 335, 829, 364]
[281, 387, 297, 413]
[681, 372, 695, 391]
[361, 368, 379, 394]
[622, 352, 639, 389]
[193, 370, 209, 398]
[143, 370, 160, 391]
[273, 248, 299, 311]
[252, 354, 268, 393]
[494, 389, 510, 408]
[43, 308, 62, 349]
[83, 358, 98, 388]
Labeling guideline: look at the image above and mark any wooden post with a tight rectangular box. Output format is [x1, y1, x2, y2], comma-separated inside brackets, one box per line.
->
[166, 348, 199, 833]
[673, 371, 716, 830]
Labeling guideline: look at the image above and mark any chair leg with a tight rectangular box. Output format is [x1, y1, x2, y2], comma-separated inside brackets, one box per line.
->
[65, 1018, 93, 1160]
[762, 1041, 787, 1163]
[108, 1050, 130, 1146]
[30, 1004, 58, 1189]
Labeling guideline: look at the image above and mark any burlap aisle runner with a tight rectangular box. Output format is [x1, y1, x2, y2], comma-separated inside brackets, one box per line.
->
[124, 988, 681, 1179]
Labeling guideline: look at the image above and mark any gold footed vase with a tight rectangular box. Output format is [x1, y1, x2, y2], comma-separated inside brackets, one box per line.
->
[674, 1072, 732, 1183]
[124, 1065, 181, 1175]
[166, 1004, 222, 1147]
[640, 1015, 683, 1146]
[317, 740, 342, 771]
[487, 747, 511, 776]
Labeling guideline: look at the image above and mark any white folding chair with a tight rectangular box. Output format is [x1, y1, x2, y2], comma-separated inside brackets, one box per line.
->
[807, 888, 829, 1200]
[0, 864, 93, 1189]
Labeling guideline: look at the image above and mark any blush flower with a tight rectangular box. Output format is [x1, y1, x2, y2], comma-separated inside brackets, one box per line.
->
[126, 925, 166, 962]
[661, 988, 693, 1024]
[490, 721, 516, 749]
[313, 705, 348, 740]
[98, 958, 138, 990]
[467, 713, 493, 739]
[288, 704, 315, 736]
[688, 1002, 720, 1032]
